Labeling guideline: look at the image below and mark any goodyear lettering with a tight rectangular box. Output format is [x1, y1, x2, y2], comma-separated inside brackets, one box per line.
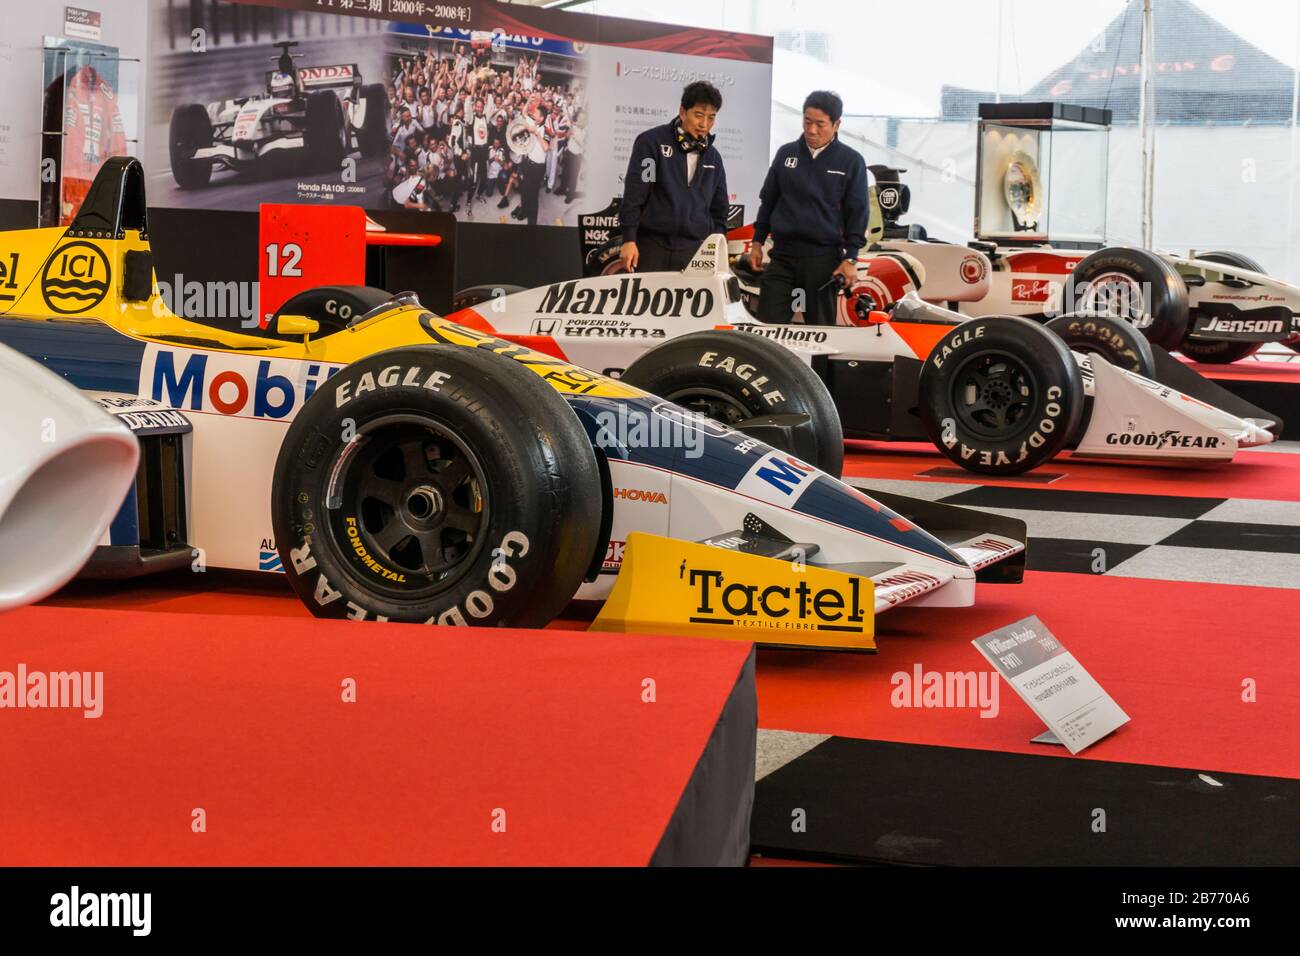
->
[689, 567, 865, 632]
[425, 531, 529, 626]
[1105, 430, 1221, 449]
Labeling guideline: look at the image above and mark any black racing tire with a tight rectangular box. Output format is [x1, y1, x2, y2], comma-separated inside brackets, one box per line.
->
[271, 345, 602, 627]
[1066, 246, 1189, 350]
[451, 284, 527, 311]
[1178, 337, 1264, 365]
[919, 316, 1085, 475]
[358, 83, 389, 158]
[305, 91, 347, 170]
[1197, 250, 1267, 275]
[273, 285, 394, 336]
[583, 243, 626, 278]
[1045, 312, 1156, 377]
[621, 329, 844, 477]
[169, 104, 213, 189]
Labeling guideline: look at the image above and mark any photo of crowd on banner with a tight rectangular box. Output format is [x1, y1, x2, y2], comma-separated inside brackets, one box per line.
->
[383, 34, 588, 225]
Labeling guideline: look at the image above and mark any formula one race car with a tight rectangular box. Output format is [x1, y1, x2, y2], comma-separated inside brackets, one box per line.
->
[168, 41, 388, 188]
[0, 344, 138, 611]
[452, 233, 1280, 476]
[857, 165, 1300, 365]
[0, 158, 1026, 648]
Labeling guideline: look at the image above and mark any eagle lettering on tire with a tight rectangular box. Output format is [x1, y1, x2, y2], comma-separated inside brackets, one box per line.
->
[919, 316, 1084, 475]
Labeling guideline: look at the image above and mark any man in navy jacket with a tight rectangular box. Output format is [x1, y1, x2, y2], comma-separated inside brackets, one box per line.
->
[748, 90, 868, 325]
[618, 82, 730, 273]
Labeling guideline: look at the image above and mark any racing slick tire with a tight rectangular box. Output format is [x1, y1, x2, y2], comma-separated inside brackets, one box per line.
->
[271, 345, 603, 627]
[1066, 247, 1189, 350]
[305, 91, 348, 170]
[273, 285, 394, 336]
[621, 329, 845, 477]
[919, 315, 1085, 476]
[1178, 250, 1267, 364]
[169, 104, 213, 189]
[1044, 312, 1156, 377]
[451, 284, 527, 311]
[358, 83, 390, 158]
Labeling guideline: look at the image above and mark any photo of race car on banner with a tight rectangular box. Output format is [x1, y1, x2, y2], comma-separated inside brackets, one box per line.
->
[147, 0, 771, 227]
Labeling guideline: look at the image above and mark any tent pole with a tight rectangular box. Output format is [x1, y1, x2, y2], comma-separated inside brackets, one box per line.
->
[1138, 0, 1155, 249]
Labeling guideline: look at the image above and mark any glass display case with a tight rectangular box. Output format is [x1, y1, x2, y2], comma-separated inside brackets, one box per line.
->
[973, 102, 1110, 249]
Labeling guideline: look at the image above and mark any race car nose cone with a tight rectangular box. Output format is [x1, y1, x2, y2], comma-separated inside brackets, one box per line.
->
[1238, 419, 1277, 448]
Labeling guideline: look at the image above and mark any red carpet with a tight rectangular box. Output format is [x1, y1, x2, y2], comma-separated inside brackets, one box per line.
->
[844, 440, 1300, 500]
[0, 605, 750, 865]
[757, 571, 1300, 780]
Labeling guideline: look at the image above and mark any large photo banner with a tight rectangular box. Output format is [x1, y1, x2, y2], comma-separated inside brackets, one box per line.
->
[146, 0, 772, 228]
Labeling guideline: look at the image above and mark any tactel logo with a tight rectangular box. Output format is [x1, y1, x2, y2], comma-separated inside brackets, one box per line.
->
[685, 564, 867, 632]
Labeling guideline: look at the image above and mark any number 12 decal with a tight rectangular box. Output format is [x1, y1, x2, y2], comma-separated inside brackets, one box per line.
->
[265, 242, 303, 277]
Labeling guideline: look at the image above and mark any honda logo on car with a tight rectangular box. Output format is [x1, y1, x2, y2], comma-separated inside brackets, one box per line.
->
[539, 277, 713, 318]
[687, 565, 866, 632]
[613, 487, 667, 503]
[147, 348, 343, 420]
[530, 317, 666, 338]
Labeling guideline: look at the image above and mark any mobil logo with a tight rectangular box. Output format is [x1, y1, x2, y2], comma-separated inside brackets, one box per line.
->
[736, 451, 819, 505]
[146, 347, 342, 420]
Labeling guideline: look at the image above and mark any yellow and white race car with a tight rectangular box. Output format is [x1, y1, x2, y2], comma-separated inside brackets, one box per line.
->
[0, 158, 1027, 649]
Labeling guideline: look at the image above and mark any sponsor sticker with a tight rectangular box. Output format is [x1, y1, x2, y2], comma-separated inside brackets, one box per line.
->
[144, 346, 343, 421]
[42, 241, 111, 314]
[590, 532, 875, 650]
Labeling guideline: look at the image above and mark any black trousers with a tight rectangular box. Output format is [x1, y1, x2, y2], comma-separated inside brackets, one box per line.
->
[756, 250, 843, 325]
[636, 233, 696, 272]
[562, 151, 583, 201]
[471, 145, 490, 197]
[519, 158, 544, 226]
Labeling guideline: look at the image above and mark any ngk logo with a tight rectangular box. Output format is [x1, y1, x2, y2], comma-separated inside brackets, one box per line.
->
[613, 488, 668, 504]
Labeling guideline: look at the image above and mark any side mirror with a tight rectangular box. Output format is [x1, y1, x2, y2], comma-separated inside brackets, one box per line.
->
[276, 314, 320, 340]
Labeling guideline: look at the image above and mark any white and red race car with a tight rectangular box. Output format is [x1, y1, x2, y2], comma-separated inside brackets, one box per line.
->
[168, 41, 388, 188]
[454, 234, 1279, 476]
[802, 165, 1300, 365]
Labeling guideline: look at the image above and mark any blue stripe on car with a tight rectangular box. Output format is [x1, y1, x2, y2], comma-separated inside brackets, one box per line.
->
[0, 316, 146, 393]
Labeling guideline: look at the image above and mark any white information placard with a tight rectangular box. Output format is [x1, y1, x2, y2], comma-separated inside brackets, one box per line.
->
[972, 615, 1129, 754]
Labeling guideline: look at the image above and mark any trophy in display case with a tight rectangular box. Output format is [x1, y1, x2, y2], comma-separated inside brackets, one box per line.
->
[973, 102, 1111, 249]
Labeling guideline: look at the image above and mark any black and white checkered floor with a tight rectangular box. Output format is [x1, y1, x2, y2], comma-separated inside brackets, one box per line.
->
[846, 440, 1300, 590]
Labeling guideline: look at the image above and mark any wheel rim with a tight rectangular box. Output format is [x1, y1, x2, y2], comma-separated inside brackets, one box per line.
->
[325, 414, 490, 596]
[662, 386, 752, 427]
[949, 350, 1039, 439]
[1080, 271, 1151, 328]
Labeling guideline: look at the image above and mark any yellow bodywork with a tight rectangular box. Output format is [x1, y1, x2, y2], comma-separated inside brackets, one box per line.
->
[0, 225, 641, 399]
